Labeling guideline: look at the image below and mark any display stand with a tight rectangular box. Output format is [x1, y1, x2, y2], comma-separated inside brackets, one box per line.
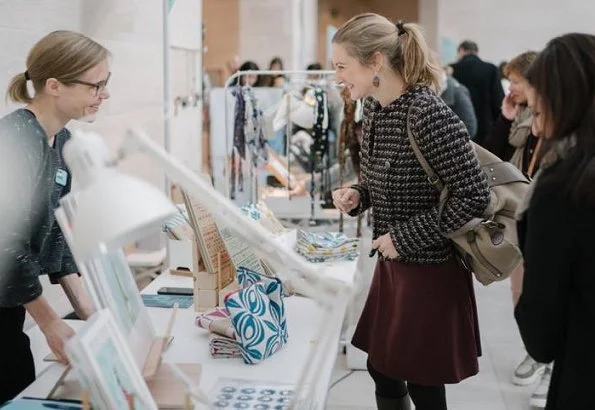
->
[53, 208, 202, 408]
[45, 304, 201, 409]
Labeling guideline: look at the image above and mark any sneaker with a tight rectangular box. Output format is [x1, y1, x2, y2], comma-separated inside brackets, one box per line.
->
[512, 354, 547, 386]
[530, 366, 552, 408]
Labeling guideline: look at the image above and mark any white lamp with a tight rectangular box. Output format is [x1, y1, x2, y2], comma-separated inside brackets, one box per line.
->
[62, 128, 354, 408]
[63, 131, 178, 258]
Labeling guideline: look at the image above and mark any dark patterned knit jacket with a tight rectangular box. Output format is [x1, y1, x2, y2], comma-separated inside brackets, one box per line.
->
[349, 85, 490, 265]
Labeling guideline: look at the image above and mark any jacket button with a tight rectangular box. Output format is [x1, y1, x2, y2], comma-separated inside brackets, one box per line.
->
[384, 160, 390, 169]
[395, 127, 402, 134]
[382, 194, 388, 199]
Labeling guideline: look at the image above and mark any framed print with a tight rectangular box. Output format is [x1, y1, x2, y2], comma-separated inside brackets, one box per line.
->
[56, 195, 155, 370]
[69, 309, 158, 410]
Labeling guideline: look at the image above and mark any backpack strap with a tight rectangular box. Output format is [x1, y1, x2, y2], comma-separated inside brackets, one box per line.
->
[406, 98, 449, 217]
[406, 99, 445, 193]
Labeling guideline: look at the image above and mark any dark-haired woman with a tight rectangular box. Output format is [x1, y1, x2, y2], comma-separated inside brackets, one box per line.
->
[515, 33, 595, 410]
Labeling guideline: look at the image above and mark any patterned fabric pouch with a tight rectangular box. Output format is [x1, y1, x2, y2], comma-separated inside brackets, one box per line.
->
[224, 267, 288, 364]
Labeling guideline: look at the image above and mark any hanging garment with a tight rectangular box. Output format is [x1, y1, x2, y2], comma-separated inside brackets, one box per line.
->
[242, 87, 268, 168]
[230, 86, 246, 198]
[308, 88, 330, 213]
[230, 86, 268, 199]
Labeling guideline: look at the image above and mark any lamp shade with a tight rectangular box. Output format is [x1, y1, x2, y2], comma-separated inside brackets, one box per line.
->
[70, 168, 177, 259]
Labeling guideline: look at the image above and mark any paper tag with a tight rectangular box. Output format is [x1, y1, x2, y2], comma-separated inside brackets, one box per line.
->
[55, 168, 68, 186]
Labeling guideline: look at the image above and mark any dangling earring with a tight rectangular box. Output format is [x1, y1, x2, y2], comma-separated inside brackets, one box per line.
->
[372, 72, 380, 88]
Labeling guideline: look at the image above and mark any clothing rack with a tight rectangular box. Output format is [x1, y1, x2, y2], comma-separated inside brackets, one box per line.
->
[222, 69, 338, 205]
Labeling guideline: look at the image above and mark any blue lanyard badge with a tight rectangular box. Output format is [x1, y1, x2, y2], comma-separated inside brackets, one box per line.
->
[55, 168, 68, 186]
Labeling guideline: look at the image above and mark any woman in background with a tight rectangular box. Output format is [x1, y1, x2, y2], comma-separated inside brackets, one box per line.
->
[482, 52, 550, 407]
[231, 60, 262, 87]
[262, 56, 286, 87]
[515, 33, 595, 410]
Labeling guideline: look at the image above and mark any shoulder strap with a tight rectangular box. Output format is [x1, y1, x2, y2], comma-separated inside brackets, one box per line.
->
[406, 99, 445, 193]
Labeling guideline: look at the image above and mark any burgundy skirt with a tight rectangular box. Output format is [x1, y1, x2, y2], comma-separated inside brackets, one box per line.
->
[352, 258, 481, 385]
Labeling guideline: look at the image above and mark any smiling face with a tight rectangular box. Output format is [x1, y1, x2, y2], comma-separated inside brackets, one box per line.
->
[47, 59, 111, 122]
[332, 43, 376, 100]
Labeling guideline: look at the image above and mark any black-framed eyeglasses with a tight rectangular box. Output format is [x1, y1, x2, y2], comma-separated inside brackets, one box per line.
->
[68, 72, 111, 96]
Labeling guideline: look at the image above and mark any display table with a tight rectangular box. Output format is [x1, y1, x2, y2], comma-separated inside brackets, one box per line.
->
[19, 257, 358, 408]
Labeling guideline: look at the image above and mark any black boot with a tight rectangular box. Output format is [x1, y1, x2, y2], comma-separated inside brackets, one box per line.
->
[375, 394, 412, 410]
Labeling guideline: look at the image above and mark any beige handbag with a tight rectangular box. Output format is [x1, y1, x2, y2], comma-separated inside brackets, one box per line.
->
[406, 104, 530, 285]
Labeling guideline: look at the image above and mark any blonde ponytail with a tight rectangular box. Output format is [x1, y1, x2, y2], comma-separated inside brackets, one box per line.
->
[399, 23, 442, 92]
[5, 31, 109, 105]
[6, 72, 32, 104]
[333, 13, 442, 92]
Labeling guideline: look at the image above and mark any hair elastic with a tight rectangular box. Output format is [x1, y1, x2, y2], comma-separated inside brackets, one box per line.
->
[396, 21, 406, 36]
[24, 71, 30, 80]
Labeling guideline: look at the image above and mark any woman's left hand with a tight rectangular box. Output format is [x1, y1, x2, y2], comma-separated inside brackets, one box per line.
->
[372, 233, 399, 259]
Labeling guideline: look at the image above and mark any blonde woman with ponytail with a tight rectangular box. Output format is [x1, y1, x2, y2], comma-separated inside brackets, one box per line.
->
[0, 30, 110, 403]
[331, 13, 490, 410]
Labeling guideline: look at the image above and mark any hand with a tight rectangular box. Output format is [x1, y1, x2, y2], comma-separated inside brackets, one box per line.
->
[332, 188, 360, 213]
[501, 94, 519, 120]
[288, 180, 307, 197]
[40, 319, 75, 364]
[372, 233, 399, 259]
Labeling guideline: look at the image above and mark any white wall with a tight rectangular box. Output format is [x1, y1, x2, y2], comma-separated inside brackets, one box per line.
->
[438, 0, 595, 64]
[239, 0, 317, 71]
[0, 0, 82, 116]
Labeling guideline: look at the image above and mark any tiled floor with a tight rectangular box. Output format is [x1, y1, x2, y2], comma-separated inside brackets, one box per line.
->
[326, 279, 542, 410]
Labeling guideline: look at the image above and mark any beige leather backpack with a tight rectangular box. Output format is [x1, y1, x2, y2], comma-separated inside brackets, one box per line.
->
[407, 104, 530, 285]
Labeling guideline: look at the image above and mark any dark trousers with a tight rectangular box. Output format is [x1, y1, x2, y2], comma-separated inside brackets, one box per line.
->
[367, 360, 447, 410]
[0, 306, 35, 404]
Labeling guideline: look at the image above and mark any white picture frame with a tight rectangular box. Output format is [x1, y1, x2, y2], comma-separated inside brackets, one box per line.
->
[56, 195, 155, 369]
[68, 309, 158, 410]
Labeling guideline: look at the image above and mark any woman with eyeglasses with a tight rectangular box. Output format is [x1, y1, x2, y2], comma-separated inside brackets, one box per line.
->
[0, 30, 110, 403]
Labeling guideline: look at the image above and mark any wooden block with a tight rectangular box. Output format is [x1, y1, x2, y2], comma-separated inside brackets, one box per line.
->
[195, 271, 218, 289]
[196, 289, 218, 308]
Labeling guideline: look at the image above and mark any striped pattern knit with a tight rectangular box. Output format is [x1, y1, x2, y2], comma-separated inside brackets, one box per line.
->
[349, 85, 490, 265]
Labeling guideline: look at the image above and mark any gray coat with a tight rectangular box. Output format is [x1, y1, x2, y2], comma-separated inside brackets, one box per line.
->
[441, 76, 478, 139]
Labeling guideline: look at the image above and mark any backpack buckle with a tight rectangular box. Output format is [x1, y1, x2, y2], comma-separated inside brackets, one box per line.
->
[428, 175, 440, 186]
[481, 219, 505, 230]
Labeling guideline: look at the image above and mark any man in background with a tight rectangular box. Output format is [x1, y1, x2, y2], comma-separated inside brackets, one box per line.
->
[451, 40, 504, 145]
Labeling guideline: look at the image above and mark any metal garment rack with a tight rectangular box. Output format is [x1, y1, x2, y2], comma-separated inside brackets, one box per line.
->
[222, 69, 337, 205]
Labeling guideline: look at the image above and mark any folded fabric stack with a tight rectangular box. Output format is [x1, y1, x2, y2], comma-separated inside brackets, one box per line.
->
[195, 307, 242, 359]
[295, 229, 360, 263]
[208, 333, 242, 359]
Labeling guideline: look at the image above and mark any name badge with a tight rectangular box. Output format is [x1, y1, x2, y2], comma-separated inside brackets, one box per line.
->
[55, 168, 68, 186]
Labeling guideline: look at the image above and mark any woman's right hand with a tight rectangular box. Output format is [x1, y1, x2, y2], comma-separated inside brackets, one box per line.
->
[502, 94, 519, 120]
[332, 188, 360, 214]
[41, 318, 75, 364]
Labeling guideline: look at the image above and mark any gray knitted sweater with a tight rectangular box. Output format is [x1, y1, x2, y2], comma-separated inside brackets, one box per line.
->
[350, 85, 490, 265]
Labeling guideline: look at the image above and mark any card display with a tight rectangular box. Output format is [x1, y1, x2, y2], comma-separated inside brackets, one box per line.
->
[182, 190, 234, 288]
